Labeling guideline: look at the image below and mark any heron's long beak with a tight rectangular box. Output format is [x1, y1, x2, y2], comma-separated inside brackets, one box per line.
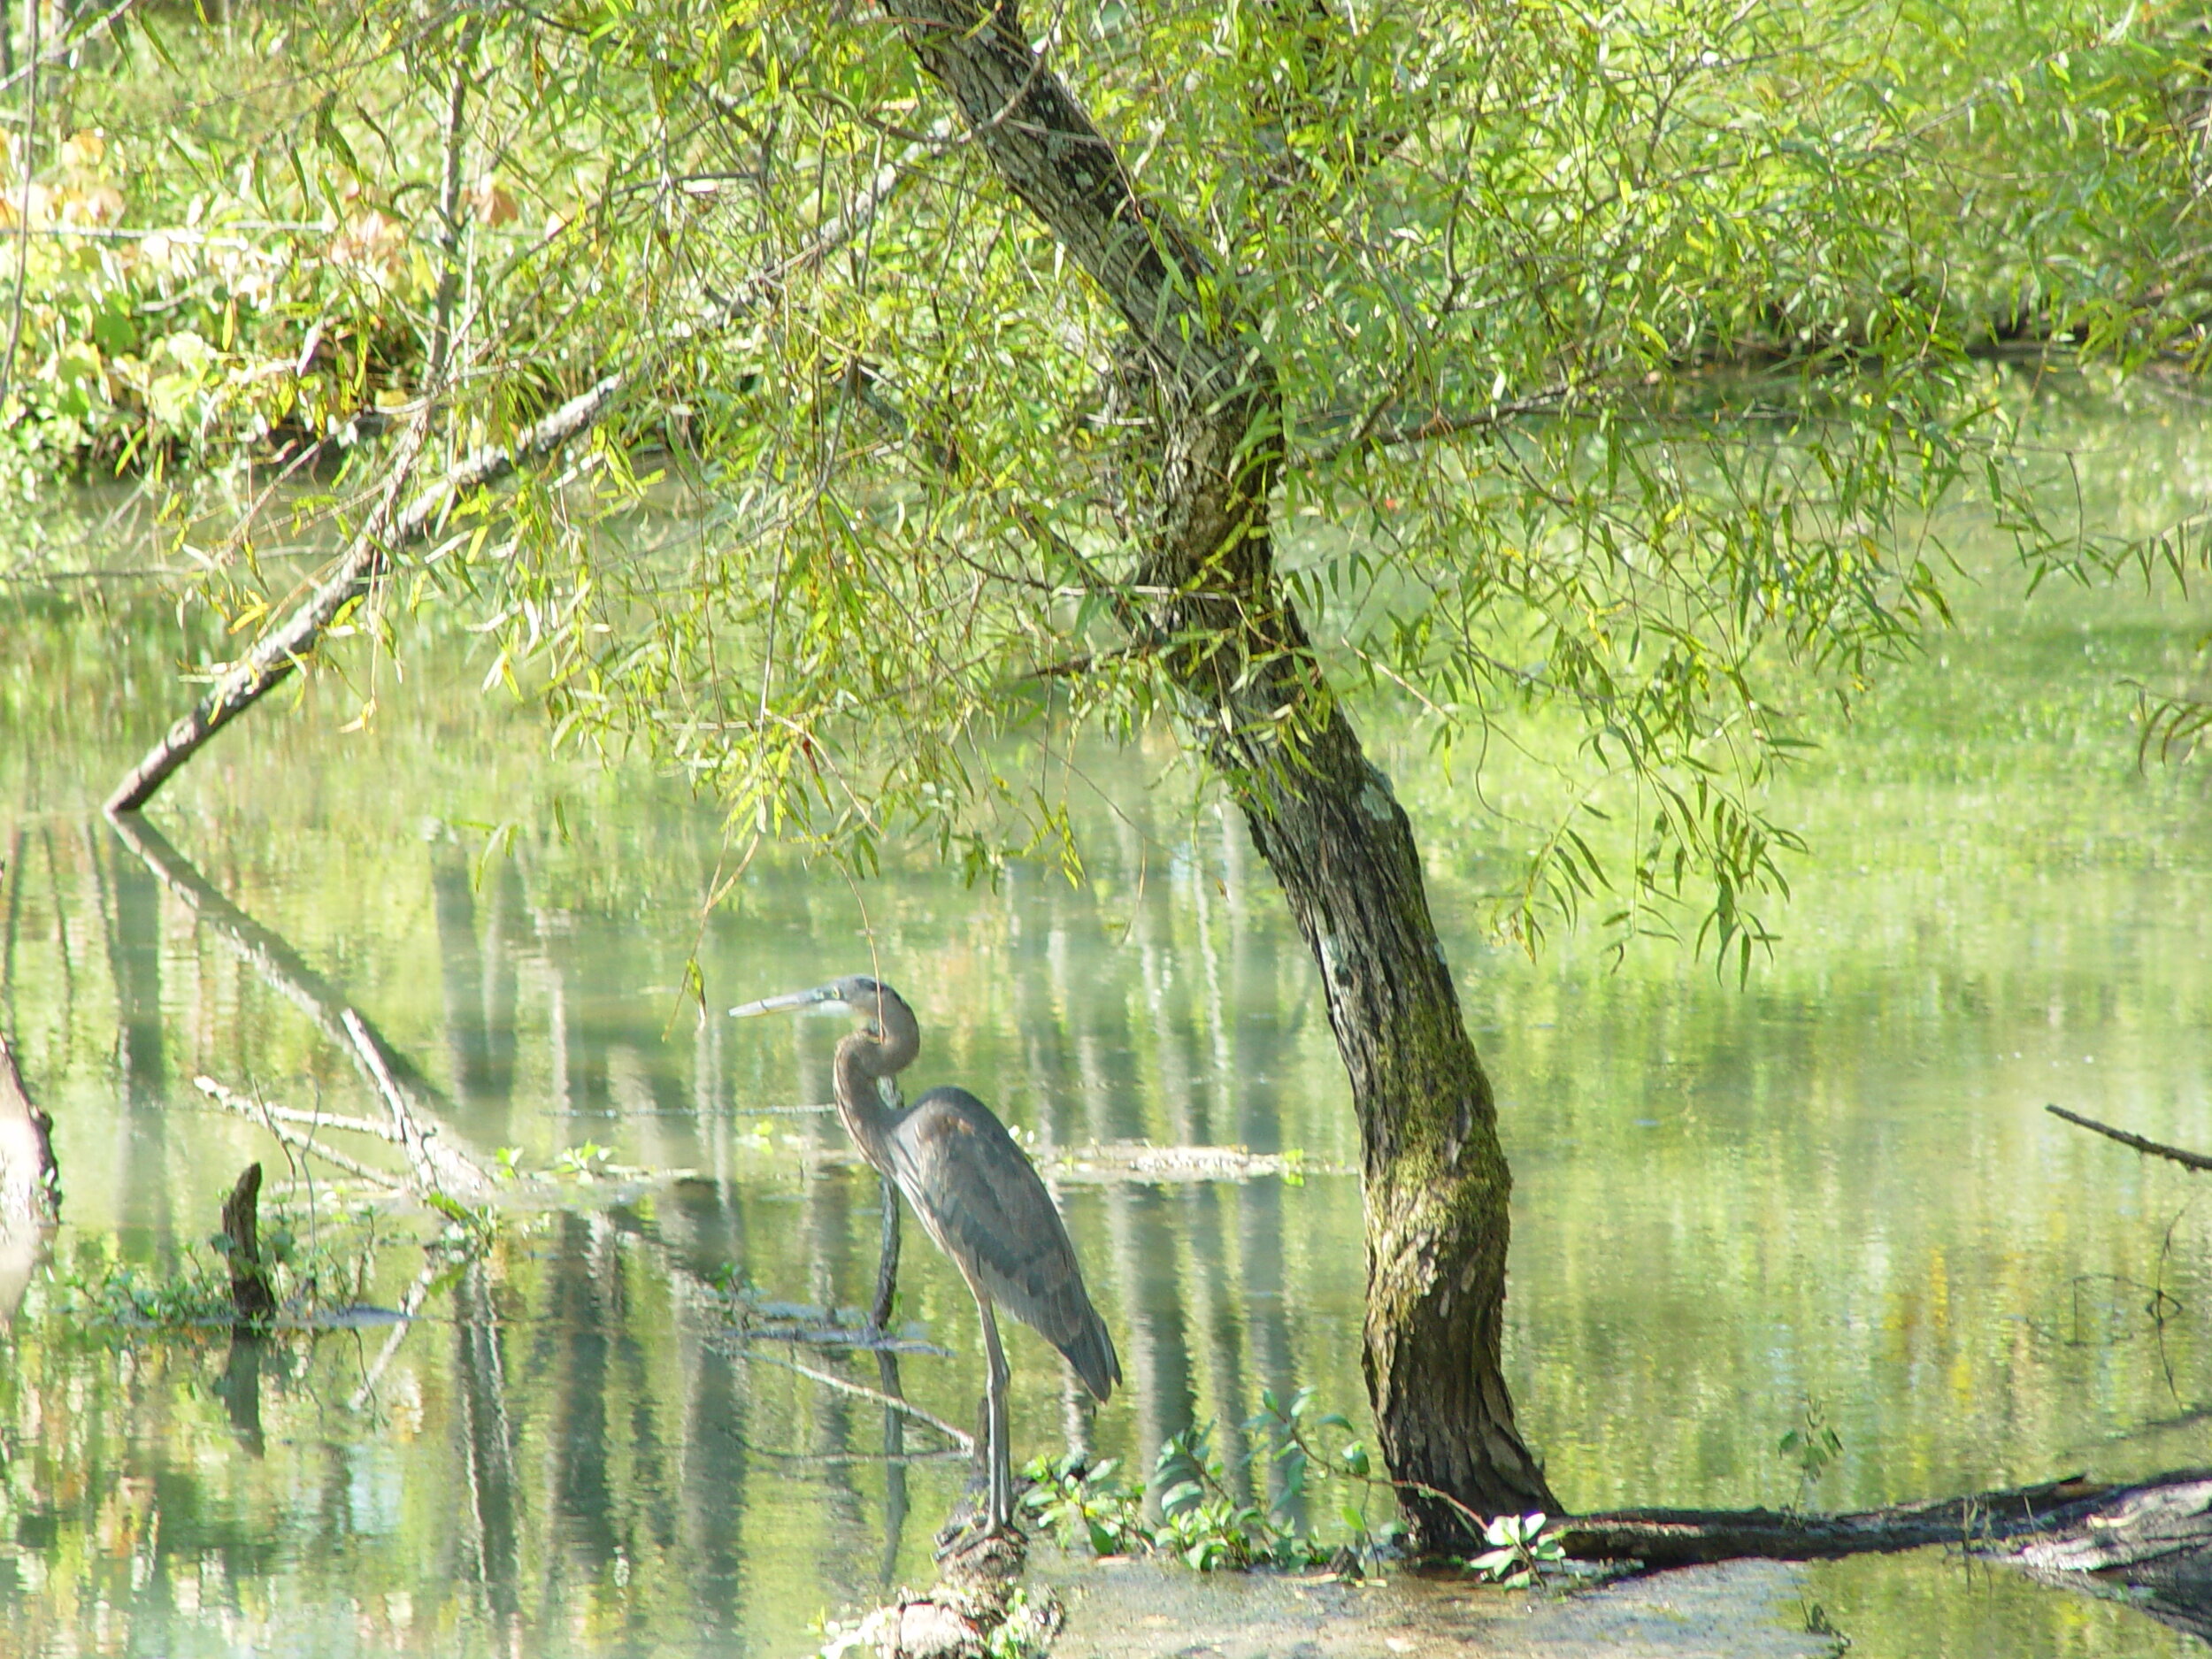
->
[729, 985, 846, 1018]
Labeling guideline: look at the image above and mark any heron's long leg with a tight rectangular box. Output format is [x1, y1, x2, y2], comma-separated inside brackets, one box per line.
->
[975, 1294, 1011, 1532]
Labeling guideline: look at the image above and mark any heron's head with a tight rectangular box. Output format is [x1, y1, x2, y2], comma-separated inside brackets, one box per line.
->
[730, 974, 900, 1034]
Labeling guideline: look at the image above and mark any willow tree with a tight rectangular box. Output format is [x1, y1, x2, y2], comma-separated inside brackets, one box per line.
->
[101, 0, 2208, 1542]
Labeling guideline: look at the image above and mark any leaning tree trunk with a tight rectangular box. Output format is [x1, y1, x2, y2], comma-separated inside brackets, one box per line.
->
[890, 0, 1554, 1540]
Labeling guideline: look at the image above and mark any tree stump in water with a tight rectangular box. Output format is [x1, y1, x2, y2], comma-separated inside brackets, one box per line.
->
[219, 1162, 279, 1326]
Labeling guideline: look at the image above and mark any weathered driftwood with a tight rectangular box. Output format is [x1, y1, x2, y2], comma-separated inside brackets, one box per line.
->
[104, 142, 933, 816]
[219, 1162, 279, 1326]
[2048, 1103, 2212, 1172]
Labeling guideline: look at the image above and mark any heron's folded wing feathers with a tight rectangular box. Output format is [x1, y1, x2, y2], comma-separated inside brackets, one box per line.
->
[890, 1088, 1119, 1399]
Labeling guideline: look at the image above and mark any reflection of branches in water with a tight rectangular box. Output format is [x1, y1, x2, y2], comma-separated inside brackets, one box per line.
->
[104, 812, 456, 1122]
[731, 1344, 973, 1454]
[2033, 1273, 2191, 1348]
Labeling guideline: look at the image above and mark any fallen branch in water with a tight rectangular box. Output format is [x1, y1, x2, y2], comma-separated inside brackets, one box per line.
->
[196, 1076, 407, 1192]
[2047, 1103, 2212, 1172]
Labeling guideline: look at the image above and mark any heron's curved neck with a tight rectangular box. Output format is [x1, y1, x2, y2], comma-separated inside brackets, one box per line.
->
[832, 999, 918, 1172]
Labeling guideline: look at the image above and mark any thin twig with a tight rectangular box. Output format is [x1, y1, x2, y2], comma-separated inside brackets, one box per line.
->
[2047, 1104, 2212, 1173]
[742, 1347, 975, 1454]
[195, 1077, 405, 1191]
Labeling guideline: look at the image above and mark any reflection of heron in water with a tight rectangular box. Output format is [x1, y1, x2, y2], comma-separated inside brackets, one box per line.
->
[733, 975, 1119, 1536]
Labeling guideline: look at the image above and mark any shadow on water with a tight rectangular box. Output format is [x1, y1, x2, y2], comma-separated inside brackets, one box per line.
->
[1, 444, 2211, 1655]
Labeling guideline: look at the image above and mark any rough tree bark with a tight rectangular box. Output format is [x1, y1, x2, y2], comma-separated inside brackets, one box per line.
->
[887, 0, 1554, 1539]
[219, 1160, 279, 1326]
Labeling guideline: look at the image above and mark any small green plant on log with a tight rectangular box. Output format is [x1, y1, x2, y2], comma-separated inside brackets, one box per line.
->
[1781, 1396, 1846, 1510]
[1468, 1512, 1567, 1589]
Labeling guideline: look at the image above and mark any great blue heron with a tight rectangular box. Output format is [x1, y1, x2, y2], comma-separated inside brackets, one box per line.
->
[731, 974, 1119, 1535]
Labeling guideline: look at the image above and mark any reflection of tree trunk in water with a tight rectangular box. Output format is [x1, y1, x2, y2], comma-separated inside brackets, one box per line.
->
[1078, 974, 1194, 1494]
[432, 841, 496, 1109]
[1012, 887, 1095, 1466]
[680, 1294, 750, 1630]
[104, 829, 172, 1235]
[545, 1211, 618, 1573]
[2, 826, 24, 1025]
[454, 1259, 522, 1644]
[1220, 807, 1302, 1522]
[109, 812, 491, 1197]
[1137, 880, 1250, 1502]
[803, 1155, 874, 1587]
[41, 828, 75, 1030]
[105, 814, 446, 1108]
[480, 856, 524, 1116]
[218, 1333, 268, 1456]
[0, 1033, 58, 1325]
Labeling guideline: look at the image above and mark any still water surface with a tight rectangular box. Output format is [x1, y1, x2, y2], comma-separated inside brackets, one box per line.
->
[3, 409, 2212, 1656]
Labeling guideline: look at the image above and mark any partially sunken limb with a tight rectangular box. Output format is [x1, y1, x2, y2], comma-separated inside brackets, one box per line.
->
[2007, 1473, 2212, 1645]
[1566, 1467, 2212, 1638]
[104, 143, 933, 816]
[2047, 1103, 2212, 1172]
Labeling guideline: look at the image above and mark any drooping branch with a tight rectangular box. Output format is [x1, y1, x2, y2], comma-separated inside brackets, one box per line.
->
[104, 141, 933, 815]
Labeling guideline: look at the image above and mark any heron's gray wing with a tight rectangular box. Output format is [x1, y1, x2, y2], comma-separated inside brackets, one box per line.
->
[890, 1087, 1119, 1401]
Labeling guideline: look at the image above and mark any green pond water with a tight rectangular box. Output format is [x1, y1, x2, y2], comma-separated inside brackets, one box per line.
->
[3, 399, 2212, 1656]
